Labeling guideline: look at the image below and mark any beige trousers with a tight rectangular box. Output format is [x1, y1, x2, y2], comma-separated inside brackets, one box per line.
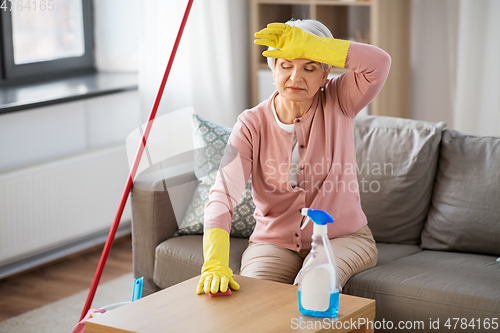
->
[239, 225, 378, 288]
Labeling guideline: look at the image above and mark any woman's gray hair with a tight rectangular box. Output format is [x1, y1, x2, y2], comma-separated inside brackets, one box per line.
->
[267, 19, 334, 73]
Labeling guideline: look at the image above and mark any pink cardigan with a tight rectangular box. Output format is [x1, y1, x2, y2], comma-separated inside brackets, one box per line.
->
[204, 42, 391, 251]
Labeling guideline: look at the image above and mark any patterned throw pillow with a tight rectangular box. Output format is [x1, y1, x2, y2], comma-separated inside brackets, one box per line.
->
[174, 114, 256, 238]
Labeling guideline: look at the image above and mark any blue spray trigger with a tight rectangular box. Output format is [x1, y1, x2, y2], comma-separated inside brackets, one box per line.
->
[300, 208, 334, 230]
[306, 209, 334, 225]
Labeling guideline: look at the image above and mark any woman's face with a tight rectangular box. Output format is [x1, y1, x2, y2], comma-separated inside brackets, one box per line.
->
[273, 58, 329, 104]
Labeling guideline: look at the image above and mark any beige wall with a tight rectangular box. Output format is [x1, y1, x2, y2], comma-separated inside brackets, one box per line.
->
[410, 0, 454, 127]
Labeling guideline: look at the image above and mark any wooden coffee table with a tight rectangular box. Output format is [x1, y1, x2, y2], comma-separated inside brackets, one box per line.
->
[86, 275, 375, 333]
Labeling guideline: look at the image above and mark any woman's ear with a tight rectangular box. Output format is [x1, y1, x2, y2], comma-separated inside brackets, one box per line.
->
[322, 68, 331, 85]
[324, 67, 331, 79]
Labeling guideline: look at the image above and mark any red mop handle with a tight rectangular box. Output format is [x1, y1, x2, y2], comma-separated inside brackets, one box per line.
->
[80, 0, 194, 321]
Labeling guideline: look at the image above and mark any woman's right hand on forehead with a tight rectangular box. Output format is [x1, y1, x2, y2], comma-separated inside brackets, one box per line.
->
[254, 23, 308, 60]
[254, 22, 351, 69]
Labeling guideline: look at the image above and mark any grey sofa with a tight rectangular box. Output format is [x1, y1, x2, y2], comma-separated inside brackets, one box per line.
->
[131, 115, 500, 333]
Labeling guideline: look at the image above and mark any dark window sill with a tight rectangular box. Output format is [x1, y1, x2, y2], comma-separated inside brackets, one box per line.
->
[0, 72, 138, 115]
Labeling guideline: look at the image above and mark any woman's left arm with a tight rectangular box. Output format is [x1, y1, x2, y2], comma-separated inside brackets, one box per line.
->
[332, 42, 391, 117]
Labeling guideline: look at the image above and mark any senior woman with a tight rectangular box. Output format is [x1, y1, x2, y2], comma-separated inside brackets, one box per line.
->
[196, 19, 391, 295]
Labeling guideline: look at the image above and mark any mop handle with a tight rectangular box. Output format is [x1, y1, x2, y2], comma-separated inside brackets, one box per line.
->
[80, 0, 194, 321]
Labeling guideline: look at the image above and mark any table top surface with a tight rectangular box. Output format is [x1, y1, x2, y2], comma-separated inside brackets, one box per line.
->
[86, 275, 375, 333]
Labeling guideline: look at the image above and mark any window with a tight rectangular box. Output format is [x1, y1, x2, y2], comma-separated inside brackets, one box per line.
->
[0, 0, 94, 85]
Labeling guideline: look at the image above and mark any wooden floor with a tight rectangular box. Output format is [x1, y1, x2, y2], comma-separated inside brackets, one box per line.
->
[0, 235, 133, 322]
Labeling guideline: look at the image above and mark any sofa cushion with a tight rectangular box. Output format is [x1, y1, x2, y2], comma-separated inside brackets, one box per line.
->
[344, 251, 500, 331]
[375, 243, 422, 266]
[354, 116, 446, 244]
[174, 114, 256, 238]
[421, 130, 500, 256]
[153, 235, 249, 289]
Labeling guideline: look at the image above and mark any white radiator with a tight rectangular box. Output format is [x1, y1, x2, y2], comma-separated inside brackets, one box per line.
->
[0, 144, 132, 277]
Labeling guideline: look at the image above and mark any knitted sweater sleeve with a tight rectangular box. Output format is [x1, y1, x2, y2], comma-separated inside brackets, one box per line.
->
[328, 42, 391, 118]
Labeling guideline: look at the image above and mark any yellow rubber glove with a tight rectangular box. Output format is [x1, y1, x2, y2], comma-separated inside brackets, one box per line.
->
[196, 228, 240, 294]
[254, 22, 351, 69]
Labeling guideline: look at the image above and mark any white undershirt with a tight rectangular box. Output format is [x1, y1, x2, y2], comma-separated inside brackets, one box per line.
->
[272, 98, 301, 187]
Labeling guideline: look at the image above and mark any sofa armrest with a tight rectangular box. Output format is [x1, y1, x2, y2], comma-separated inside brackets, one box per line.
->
[131, 162, 197, 295]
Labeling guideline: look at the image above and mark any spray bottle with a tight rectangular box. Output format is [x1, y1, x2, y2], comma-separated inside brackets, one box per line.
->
[297, 208, 340, 317]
